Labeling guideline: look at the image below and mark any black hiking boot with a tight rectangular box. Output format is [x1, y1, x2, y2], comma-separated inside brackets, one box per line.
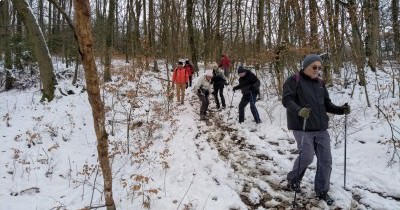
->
[316, 192, 334, 205]
[287, 182, 301, 193]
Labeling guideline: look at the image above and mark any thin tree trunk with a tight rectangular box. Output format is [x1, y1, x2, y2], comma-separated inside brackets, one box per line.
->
[393, 0, 400, 59]
[365, 0, 379, 72]
[73, 1, 116, 209]
[104, 0, 115, 82]
[1, 0, 13, 90]
[12, 0, 56, 102]
[309, 0, 319, 50]
[256, 0, 264, 53]
[148, 0, 155, 53]
[216, 0, 223, 58]
[186, 0, 199, 74]
[347, 0, 370, 107]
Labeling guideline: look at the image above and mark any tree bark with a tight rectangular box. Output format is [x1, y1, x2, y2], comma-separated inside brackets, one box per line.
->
[392, 0, 399, 59]
[104, 0, 115, 82]
[12, 0, 56, 102]
[1, 0, 14, 90]
[186, 0, 199, 74]
[365, 0, 379, 72]
[73, 1, 116, 209]
[256, 0, 264, 53]
[309, 0, 319, 50]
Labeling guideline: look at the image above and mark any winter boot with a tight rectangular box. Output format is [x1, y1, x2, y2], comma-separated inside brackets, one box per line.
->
[287, 182, 301, 193]
[316, 192, 334, 205]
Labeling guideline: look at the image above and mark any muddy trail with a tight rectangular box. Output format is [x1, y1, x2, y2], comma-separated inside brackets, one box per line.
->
[187, 94, 369, 210]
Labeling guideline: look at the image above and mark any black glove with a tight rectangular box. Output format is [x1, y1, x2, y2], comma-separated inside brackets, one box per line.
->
[298, 107, 311, 119]
[233, 86, 239, 92]
[342, 103, 351, 114]
[186, 83, 188, 89]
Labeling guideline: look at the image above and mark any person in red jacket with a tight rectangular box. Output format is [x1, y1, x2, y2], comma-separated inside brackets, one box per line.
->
[184, 60, 194, 87]
[219, 54, 231, 78]
[172, 61, 189, 104]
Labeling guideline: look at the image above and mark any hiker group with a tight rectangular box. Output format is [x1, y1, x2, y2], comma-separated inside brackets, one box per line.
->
[171, 53, 351, 206]
[172, 54, 261, 123]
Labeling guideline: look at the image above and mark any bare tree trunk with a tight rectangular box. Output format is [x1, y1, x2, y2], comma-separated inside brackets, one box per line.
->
[204, 0, 211, 63]
[309, 0, 319, 50]
[392, 0, 400, 59]
[365, 0, 379, 72]
[256, 0, 264, 53]
[266, 0, 272, 48]
[73, 1, 116, 209]
[274, 0, 289, 97]
[104, 0, 115, 82]
[347, 0, 371, 107]
[12, 0, 56, 102]
[186, 0, 199, 74]
[148, 0, 155, 53]
[215, 0, 223, 58]
[1, 0, 14, 90]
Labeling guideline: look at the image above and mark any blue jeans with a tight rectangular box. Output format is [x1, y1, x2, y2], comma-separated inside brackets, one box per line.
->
[238, 92, 260, 123]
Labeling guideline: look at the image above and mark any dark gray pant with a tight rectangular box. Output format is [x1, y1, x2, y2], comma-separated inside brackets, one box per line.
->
[197, 93, 209, 117]
[287, 130, 332, 194]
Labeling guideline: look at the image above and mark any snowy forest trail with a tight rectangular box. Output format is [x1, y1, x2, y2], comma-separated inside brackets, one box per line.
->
[167, 84, 400, 210]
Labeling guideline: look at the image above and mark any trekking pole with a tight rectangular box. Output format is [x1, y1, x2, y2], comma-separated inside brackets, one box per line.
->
[344, 103, 348, 190]
[227, 91, 235, 119]
[292, 117, 307, 208]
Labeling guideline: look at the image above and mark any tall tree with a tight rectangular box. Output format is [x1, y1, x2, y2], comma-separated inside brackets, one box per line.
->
[392, 0, 400, 59]
[347, 0, 371, 106]
[148, 0, 155, 53]
[309, 0, 319, 50]
[1, 0, 14, 90]
[215, 0, 223, 58]
[186, 0, 199, 74]
[73, 0, 116, 209]
[256, 0, 264, 53]
[365, 0, 379, 71]
[12, 0, 56, 102]
[104, 0, 115, 82]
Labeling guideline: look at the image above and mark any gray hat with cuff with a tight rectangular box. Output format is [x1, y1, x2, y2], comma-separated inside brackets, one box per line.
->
[302, 54, 322, 69]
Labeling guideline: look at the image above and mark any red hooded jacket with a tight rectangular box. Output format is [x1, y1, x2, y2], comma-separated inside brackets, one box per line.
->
[173, 66, 189, 84]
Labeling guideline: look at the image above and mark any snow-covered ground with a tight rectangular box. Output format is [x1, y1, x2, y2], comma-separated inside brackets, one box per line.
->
[0, 59, 399, 210]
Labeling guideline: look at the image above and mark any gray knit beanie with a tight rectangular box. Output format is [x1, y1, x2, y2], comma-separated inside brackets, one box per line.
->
[302, 54, 322, 69]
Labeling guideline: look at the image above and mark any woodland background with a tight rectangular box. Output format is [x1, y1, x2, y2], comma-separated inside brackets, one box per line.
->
[0, 0, 399, 210]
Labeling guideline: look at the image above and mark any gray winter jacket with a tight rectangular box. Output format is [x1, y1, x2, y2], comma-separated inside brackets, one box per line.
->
[282, 71, 345, 131]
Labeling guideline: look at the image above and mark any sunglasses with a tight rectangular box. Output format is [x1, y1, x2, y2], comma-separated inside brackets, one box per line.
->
[312, 66, 322, 70]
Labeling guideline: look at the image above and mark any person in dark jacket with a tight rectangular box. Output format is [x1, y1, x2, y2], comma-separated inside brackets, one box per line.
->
[282, 54, 351, 205]
[212, 67, 228, 109]
[232, 67, 261, 123]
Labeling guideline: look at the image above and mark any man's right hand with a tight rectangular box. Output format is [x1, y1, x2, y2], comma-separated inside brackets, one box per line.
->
[298, 107, 311, 119]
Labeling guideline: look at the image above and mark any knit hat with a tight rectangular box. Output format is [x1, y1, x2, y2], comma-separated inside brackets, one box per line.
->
[205, 69, 213, 77]
[237, 66, 246, 74]
[302, 54, 322, 69]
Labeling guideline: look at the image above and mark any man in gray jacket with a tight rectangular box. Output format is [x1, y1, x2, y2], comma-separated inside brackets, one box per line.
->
[282, 54, 350, 205]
